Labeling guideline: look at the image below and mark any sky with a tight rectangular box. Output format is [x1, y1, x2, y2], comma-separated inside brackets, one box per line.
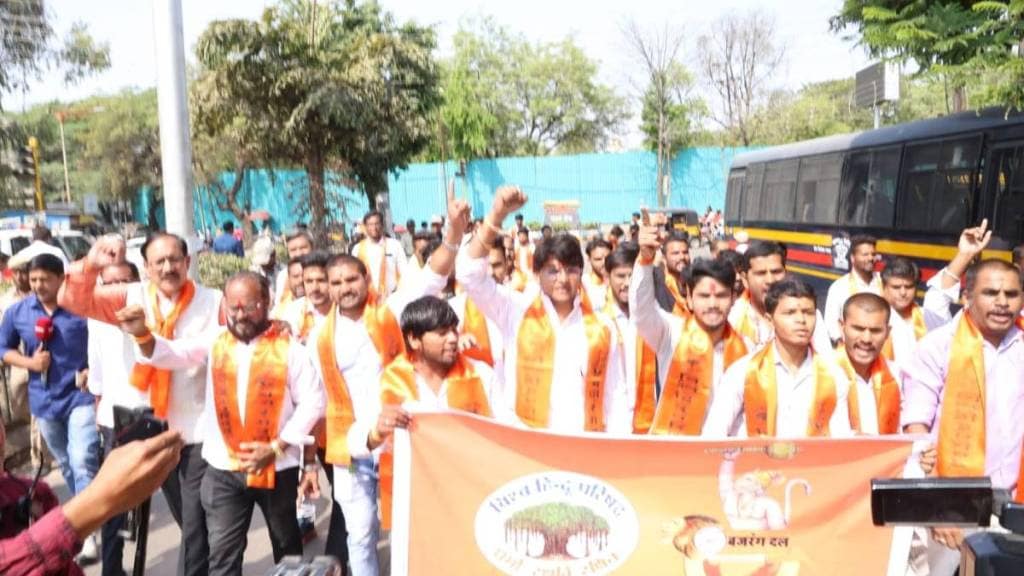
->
[16, 0, 873, 145]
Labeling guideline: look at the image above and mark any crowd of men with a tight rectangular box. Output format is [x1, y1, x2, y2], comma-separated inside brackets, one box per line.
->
[0, 183, 1022, 576]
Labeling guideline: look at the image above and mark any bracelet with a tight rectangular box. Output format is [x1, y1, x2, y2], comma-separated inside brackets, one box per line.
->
[133, 331, 155, 345]
[270, 440, 286, 458]
[940, 267, 960, 282]
[442, 239, 460, 252]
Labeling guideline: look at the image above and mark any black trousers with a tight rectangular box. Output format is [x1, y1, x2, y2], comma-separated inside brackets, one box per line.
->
[201, 465, 303, 576]
[318, 447, 349, 572]
[98, 426, 126, 576]
[161, 443, 209, 576]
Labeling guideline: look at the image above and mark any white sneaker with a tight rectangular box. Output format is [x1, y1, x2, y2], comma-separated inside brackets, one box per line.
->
[76, 534, 99, 565]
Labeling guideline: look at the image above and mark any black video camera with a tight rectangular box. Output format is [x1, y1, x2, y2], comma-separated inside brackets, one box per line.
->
[871, 477, 1024, 576]
[113, 406, 168, 543]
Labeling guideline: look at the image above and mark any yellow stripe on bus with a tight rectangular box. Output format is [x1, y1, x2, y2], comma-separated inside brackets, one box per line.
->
[744, 228, 1011, 263]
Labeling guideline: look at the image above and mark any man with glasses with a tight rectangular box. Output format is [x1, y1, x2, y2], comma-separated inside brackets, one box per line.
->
[456, 185, 630, 434]
[115, 272, 324, 576]
[58, 233, 222, 576]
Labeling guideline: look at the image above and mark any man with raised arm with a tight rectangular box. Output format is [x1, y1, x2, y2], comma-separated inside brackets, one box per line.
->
[631, 211, 748, 436]
[57, 233, 221, 576]
[455, 185, 630, 435]
[303, 186, 470, 575]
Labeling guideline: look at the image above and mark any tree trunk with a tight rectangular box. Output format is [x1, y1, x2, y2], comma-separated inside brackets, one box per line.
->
[657, 110, 665, 208]
[951, 84, 968, 113]
[305, 151, 327, 245]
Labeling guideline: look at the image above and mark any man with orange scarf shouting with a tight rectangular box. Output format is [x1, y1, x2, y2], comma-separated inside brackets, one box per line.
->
[902, 257, 1024, 575]
[703, 279, 852, 438]
[302, 185, 470, 576]
[117, 271, 324, 576]
[836, 293, 902, 436]
[631, 214, 748, 436]
[59, 233, 221, 576]
[455, 185, 630, 435]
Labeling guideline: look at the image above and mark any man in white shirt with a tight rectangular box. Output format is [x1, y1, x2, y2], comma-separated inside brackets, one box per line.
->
[352, 210, 408, 297]
[582, 239, 611, 310]
[274, 229, 314, 311]
[705, 278, 852, 438]
[824, 235, 881, 344]
[271, 257, 306, 319]
[281, 251, 331, 343]
[631, 243, 748, 436]
[879, 258, 945, 368]
[59, 233, 223, 576]
[836, 293, 901, 435]
[88, 261, 146, 576]
[450, 237, 506, 380]
[305, 189, 470, 576]
[455, 185, 630, 435]
[117, 271, 324, 576]
[728, 241, 832, 354]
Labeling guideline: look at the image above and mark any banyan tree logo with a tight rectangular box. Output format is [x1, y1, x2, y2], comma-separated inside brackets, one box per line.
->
[474, 471, 640, 575]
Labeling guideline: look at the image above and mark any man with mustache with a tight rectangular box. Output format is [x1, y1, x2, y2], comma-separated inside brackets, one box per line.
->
[275, 229, 314, 312]
[302, 186, 470, 575]
[582, 239, 611, 311]
[901, 258, 1024, 575]
[353, 210, 408, 298]
[116, 272, 324, 576]
[704, 279, 852, 438]
[281, 251, 331, 344]
[836, 293, 901, 435]
[58, 233, 222, 576]
[455, 185, 630, 436]
[631, 216, 749, 436]
[824, 235, 881, 344]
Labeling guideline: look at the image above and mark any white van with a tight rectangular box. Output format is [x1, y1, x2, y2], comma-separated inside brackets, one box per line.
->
[0, 229, 93, 261]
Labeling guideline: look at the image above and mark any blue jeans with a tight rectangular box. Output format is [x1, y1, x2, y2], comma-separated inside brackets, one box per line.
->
[334, 458, 380, 576]
[37, 403, 100, 496]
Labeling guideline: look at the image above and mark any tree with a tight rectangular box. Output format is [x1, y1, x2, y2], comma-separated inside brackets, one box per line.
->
[192, 0, 441, 239]
[623, 20, 706, 207]
[696, 11, 786, 146]
[77, 90, 163, 228]
[830, 1, 1024, 112]
[436, 17, 627, 160]
[0, 1, 110, 111]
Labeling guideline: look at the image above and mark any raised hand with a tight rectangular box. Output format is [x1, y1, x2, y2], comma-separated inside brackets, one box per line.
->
[490, 185, 527, 223]
[446, 179, 472, 241]
[957, 218, 991, 258]
[88, 234, 127, 271]
[115, 305, 150, 337]
[637, 208, 666, 262]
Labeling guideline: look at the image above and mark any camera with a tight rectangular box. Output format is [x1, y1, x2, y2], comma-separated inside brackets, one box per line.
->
[871, 477, 1024, 576]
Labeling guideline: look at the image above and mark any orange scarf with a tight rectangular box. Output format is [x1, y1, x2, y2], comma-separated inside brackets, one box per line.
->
[357, 239, 399, 298]
[836, 347, 901, 434]
[515, 295, 611, 430]
[652, 318, 747, 435]
[664, 272, 691, 318]
[515, 244, 534, 274]
[378, 353, 492, 530]
[297, 300, 316, 342]
[743, 343, 837, 437]
[881, 305, 927, 361]
[129, 281, 196, 418]
[509, 269, 529, 292]
[278, 286, 293, 309]
[461, 297, 494, 366]
[601, 296, 657, 434]
[210, 327, 289, 488]
[318, 302, 403, 465]
[730, 293, 764, 346]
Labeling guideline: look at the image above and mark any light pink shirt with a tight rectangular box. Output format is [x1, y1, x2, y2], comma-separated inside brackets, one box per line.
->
[901, 312, 1024, 491]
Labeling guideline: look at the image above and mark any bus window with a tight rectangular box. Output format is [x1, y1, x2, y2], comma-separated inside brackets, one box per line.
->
[762, 159, 798, 222]
[726, 171, 744, 222]
[742, 164, 765, 221]
[991, 145, 1024, 242]
[898, 138, 979, 233]
[795, 153, 842, 224]
[840, 147, 899, 228]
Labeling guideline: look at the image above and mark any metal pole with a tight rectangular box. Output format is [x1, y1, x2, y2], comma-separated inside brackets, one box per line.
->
[873, 104, 881, 130]
[57, 115, 71, 204]
[152, 0, 194, 237]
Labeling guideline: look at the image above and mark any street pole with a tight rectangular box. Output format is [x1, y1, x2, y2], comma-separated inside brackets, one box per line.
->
[56, 113, 71, 204]
[152, 0, 194, 238]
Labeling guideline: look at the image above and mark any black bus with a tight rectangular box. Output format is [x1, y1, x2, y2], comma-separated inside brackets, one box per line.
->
[724, 107, 1024, 301]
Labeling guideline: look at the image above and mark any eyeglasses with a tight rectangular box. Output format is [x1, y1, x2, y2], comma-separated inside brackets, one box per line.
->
[540, 266, 582, 280]
[225, 301, 264, 316]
